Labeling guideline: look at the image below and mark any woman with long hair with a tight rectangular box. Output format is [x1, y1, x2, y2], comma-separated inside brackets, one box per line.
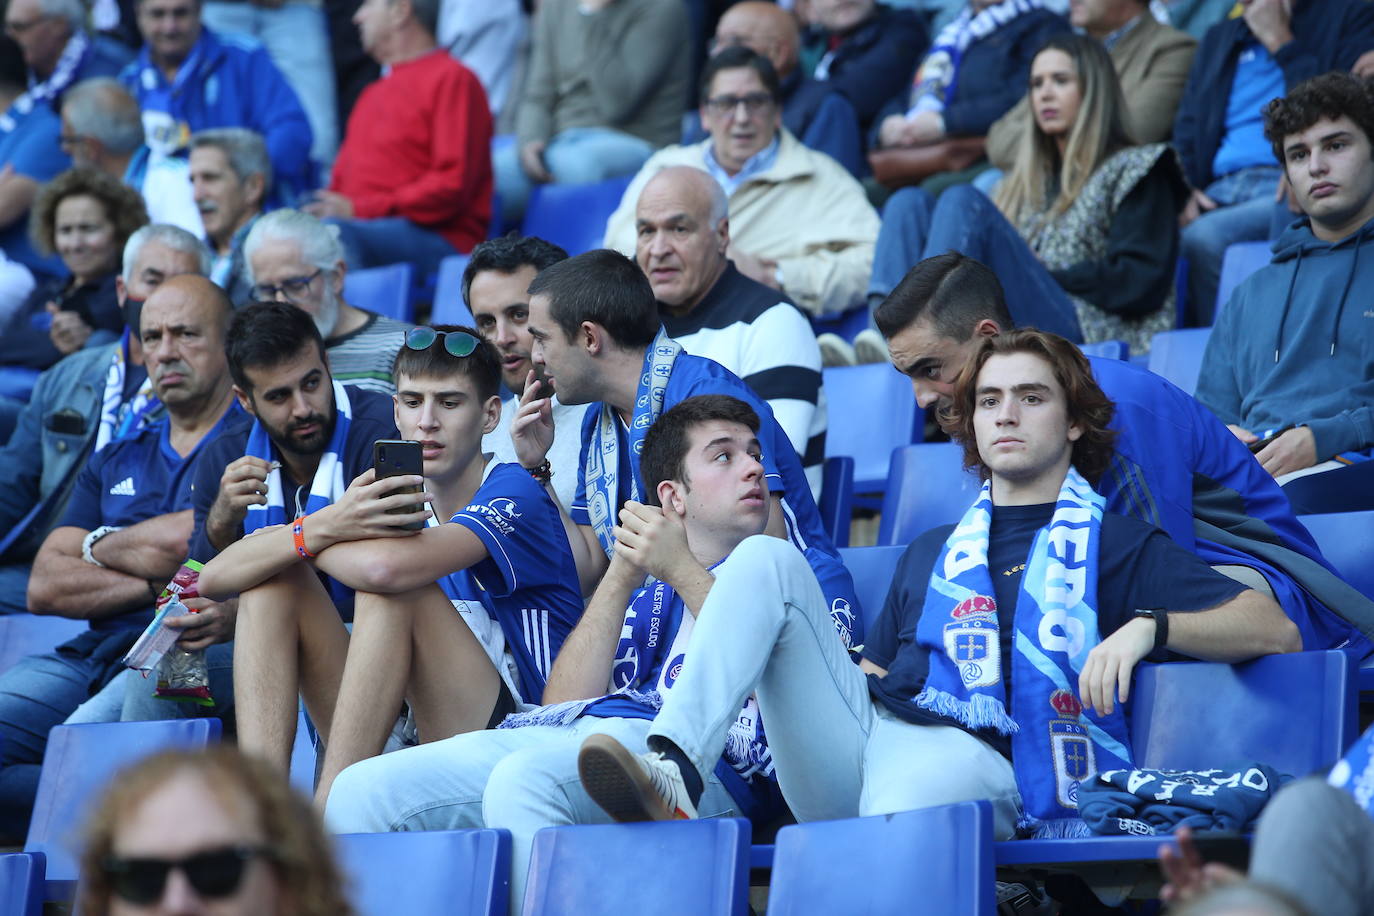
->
[861, 34, 1186, 360]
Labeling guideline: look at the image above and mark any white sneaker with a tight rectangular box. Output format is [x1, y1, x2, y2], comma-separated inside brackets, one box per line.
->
[817, 332, 857, 367]
[578, 734, 699, 821]
[853, 328, 889, 365]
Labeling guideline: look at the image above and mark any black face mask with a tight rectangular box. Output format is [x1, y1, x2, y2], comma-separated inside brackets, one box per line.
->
[122, 296, 145, 335]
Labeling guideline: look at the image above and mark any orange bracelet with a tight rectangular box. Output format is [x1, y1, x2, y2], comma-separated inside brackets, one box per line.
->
[292, 514, 315, 559]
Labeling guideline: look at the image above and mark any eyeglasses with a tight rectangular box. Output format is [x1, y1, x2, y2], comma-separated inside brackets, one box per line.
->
[704, 92, 774, 117]
[103, 846, 274, 904]
[405, 326, 480, 357]
[249, 269, 323, 303]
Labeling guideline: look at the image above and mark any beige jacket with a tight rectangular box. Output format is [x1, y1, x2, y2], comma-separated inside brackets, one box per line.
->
[987, 14, 1197, 170]
[603, 130, 880, 317]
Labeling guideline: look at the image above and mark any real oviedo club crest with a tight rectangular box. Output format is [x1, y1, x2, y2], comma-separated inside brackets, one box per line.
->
[943, 595, 999, 689]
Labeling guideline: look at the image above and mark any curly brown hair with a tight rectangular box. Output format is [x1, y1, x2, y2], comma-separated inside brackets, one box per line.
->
[937, 328, 1118, 486]
[76, 746, 355, 916]
[1263, 71, 1374, 165]
[28, 167, 149, 259]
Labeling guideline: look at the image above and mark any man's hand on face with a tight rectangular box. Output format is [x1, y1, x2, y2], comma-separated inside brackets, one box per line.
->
[510, 370, 555, 469]
[1078, 615, 1155, 716]
[612, 500, 698, 587]
[306, 468, 431, 550]
[166, 596, 237, 649]
[1254, 425, 1317, 479]
[1241, 0, 1293, 54]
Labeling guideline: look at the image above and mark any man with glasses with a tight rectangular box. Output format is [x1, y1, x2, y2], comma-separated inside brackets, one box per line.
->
[604, 47, 878, 320]
[244, 209, 410, 394]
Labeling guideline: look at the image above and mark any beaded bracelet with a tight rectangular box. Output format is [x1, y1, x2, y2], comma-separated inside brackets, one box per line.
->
[293, 514, 315, 559]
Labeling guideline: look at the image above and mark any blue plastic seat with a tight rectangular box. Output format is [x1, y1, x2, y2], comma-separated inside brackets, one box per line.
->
[1215, 240, 1271, 320]
[819, 456, 853, 548]
[823, 364, 922, 496]
[1077, 340, 1128, 361]
[766, 802, 995, 916]
[996, 650, 1356, 870]
[522, 819, 750, 916]
[431, 254, 476, 326]
[0, 615, 88, 678]
[876, 442, 981, 546]
[520, 176, 632, 256]
[1147, 327, 1212, 395]
[1300, 511, 1374, 602]
[27, 720, 222, 899]
[343, 262, 415, 323]
[838, 545, 905, 637]
[0, 853, 44, 916]
[336, 829, 510, 916]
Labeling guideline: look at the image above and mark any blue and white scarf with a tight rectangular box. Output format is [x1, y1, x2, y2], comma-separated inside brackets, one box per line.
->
[136, 37, 208, 156]
[0, 31, 90, 134]
[1328, 723, 1374, 819]
[243, 380, 353, 534]
[95, 329, 161, 452]
[916, 467, 1133, 837]
[907, 0, 1058, 116]
[583, 330, 681, 556]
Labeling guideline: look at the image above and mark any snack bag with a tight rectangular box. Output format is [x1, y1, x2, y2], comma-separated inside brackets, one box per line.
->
[120, 560, 215, 706]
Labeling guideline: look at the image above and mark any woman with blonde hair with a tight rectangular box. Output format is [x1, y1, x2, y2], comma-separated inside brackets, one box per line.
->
[860, 34, 1186, 360]
[76, 747, 353, 916]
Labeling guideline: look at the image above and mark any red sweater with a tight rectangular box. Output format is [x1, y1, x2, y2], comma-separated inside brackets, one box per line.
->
[330, 51, 492, 253]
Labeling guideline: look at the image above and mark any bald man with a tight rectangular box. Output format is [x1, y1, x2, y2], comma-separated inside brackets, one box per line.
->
[0, 274, 241, 841]
[633, 165, 826, 493]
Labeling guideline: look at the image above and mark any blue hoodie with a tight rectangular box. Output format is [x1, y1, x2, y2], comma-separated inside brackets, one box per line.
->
[1196, 216, 1374, 463]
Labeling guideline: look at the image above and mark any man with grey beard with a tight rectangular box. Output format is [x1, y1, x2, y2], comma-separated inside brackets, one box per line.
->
[243, 209, 410, 394]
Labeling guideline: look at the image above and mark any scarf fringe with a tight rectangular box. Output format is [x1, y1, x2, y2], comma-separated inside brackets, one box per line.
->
[497, 688, 665, 731]
[1019, 814, 1094, 839]
[914, 686, 1019, 736]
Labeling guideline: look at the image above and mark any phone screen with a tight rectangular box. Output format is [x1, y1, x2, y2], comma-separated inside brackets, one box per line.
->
[372, 439, 425, 531]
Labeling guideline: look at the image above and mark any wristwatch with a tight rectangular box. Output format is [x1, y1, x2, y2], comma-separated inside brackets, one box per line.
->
[81, 525, 122, 567]
[1133, 608, 1169, 653]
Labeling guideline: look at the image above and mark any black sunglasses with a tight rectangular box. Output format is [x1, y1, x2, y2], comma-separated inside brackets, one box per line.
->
[405, 326, 480, 358]
[104, 846, 274, 904]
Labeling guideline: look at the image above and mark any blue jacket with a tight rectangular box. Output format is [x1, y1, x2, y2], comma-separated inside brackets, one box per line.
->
[120, 28, 314, 201]
[1093, 356, 1374, 657]
[1171, 0, 1374, 189]
[1196, 216, 1374, 464]
[803, 4, 929, 130]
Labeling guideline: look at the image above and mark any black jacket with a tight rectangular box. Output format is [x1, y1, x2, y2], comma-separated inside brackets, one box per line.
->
[802, 4, 929, 129]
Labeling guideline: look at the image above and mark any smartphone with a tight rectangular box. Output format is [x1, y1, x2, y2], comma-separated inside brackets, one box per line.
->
[1247, 426, 1293, 454]
[372, 439, 425, 531]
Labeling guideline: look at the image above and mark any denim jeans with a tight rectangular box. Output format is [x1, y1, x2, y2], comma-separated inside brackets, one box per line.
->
[493, 127, 654, 225]
[649, 536, 1022, 838]
[1180, 165, 1285, 325]
[202, 1, 339, 171]
[0, 565, 30, 616]
[868, 184, 1083, 342]
[327, 216, 459, 278]
[64, 642, 236, 734]
[324, 714, 741, 913]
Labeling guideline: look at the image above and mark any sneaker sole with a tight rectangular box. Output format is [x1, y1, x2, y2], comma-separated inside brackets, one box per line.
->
[578, 735, 680, 822]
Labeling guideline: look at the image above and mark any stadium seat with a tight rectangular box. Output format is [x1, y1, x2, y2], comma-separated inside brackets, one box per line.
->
[809, 304, 868, 345]
[766, 802, 995, 916]
[431, 255, 476, 326]
[1077, 340, 1128, 360]
[838, 545, 904, 636]
[823, 364, 922, 496]
[520, 176, 633, 256]
[1147, 327, 1212, 395]
[0, 853, 44, 916]
[876, 442, 981, 546]
[1215, 241, 1271, 320]
[819, 456, 853, 549]
[336, 829, 511, 916]
[0, 615, 88, 678]
[522, 819, 751, 916]
[996, 650, 1356, 874]
[1300, 511, 1374, 603]
[27, 719, 222, 899]
[344, 262, 415, 323]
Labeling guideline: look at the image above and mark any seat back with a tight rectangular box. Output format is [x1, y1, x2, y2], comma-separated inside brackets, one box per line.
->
[766, 802, 995, 916]
[822, 364, 922, 494]
[336, 829, 510, 916]
[27, 720, 222, 894]
[1215, 241, 1271, 319]
[1130, 650, 1355, 777]
[819, 456, 854, 549]
[431, 255, 476, 326]
[1147, 327, 1212, 395]
[839, 546, 906, 637]
[877, 442, 980, 546]
[1299, 511, 1374, 602]
[520, 176, 633, 256]
[1078, 340, 1128, 361]
[0, 853, 44, 916]
[344, 262, 415, 323]
[522, 819, 750, 916]
[0, 615, 87, 678]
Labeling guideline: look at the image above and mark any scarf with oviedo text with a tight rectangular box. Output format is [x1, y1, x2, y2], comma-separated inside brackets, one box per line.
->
[243, 379, 352, 534]
[583, 329, 681, 556]
[915, 467, 1133, 837]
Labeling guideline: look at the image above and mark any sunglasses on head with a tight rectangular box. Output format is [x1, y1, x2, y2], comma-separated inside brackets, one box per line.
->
[104, 845, 274, 905]
[404, 326, 480, 358]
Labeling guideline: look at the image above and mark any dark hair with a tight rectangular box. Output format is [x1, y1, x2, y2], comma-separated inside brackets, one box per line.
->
[875, 252, 1015, 341]
[1264, 71, 1374, 164]
[30, 168, 150, 259]
[391, 324, 502, 400]
[640, 395, 761, 508]
[526, 249, 660, 348]
[461, 235, 569, 308]
[938, 328, 1117, 485]
[699, 45, 782, 106]
[226, 300, 327, 392]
